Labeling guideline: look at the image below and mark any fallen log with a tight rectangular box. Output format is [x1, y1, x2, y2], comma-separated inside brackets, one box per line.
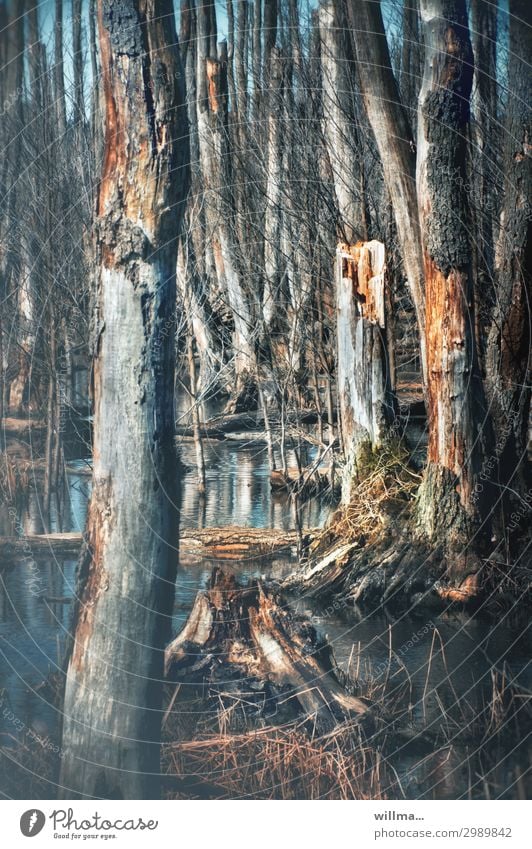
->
[175, 409, 334, 440]
[0, 532, 84, 559]
[271, 467, 332, 497]
[1, 417, 46, 436]
[180, 526, 315, 556]
[165, 567, 371, 732]
[7, 458, 93, 478]
[0, 526, 318, 563]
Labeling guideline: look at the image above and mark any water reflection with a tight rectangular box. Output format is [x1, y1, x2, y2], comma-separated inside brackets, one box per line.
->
[0, 411, 530, 799]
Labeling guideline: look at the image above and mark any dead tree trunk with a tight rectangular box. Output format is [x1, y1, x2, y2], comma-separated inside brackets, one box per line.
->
[205, 48, 258, 410]
[262, 46, 283, 330]
[485, 0, 531, 538]
[54, 0, 67, 135]
[319, 0, 366, 243]
[60, 0, 189, 800]
[400, 0, 422, 133]
[336, 241, 395, 501]
[72, 0, 84, 129]
[470, 0, 498, 289]
[415, 0, 491, 558]
[348, 0, 427, 381]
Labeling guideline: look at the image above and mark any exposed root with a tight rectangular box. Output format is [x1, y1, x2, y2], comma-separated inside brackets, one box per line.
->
[165, 568, 372, 733]
[283, 442, 526, 611]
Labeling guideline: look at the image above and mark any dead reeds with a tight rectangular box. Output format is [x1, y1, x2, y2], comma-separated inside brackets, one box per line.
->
[163, 717, 393, 800]
[319, 441, 420, 548]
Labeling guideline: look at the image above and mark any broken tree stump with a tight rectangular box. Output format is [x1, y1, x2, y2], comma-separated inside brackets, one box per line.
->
[165, 568, 371, 732]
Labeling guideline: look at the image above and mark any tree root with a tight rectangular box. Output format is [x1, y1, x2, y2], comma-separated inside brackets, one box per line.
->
[165, 567, 373, 733]
[284, 527, 491, 612]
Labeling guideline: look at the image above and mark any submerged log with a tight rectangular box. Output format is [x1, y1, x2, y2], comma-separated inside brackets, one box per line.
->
[0, 532, 84, 559]
[1, 417, 46, 436]
[270, 467, 332, 497]
[0, 527, 317, 563]
[175, 409, 332, 440]
[165, 568, 370, 732]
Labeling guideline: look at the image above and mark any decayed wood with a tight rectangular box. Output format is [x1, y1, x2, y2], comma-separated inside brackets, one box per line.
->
[336, 241, 395, 502]
[0, 527, 316, 563]
[348, 0, 427, 380]
[181, 526, 316, 553]
[59, 0, 189, 801]
[165, 568, 370, 731]
[0, 532, 84, 559]
[485, 0, 531, 526]
[194, 5, 258, 408]
[1, 417, 46, 435]
[262, 46, 284, 329]
[416, 0, 491, 550]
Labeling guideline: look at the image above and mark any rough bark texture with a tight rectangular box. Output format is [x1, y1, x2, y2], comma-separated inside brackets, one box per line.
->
[262, 45, 283, 330]
[60, 0, 189, 800]
[336, 241, 395, 501]
[319, 0, 366, 243]
[485, 0, 531, 534]
[55, 0, 67, 134]
[416, 0, 491, 556]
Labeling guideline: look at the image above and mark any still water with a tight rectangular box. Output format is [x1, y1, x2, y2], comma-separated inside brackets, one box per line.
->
[0, 430, 530, 799]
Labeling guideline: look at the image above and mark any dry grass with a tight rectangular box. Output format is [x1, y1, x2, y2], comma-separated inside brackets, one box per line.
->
[320, 441, 420, 547]
[0, 453, 31, 507]
[163, 718, 395, 800]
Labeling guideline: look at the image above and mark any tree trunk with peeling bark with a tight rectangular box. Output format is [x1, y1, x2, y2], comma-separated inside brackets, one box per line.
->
[262, 46, 284, 330]
[60, 0, 189, 800]
[204, 48, 258, 410]
[415, 0, 491, 561]
[336, 241, 395, 502]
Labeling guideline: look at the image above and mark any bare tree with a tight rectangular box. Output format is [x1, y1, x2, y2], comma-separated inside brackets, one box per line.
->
[60, 0, 189, 799]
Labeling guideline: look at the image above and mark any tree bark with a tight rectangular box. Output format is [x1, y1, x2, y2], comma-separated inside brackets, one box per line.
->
[55, 0, 67, 135]
[348, 0, 427, 380]
[485, 0, 531, 536]
[336, 241, 395, 501]
[60, 0, 189, 800]
[72, 0, 84, 128]
[205, 49, 258, 409]
[319, 0, 366, 243]
[470, 0, 498, 326]
[415, 0, 491, 555]
[262, 46, 283, 329]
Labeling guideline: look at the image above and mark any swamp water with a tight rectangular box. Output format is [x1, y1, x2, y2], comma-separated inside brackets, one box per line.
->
[0, 427, 530, 799]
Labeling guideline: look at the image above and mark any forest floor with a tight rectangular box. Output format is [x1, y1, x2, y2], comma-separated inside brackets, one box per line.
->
[160, 569, 531, 800]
